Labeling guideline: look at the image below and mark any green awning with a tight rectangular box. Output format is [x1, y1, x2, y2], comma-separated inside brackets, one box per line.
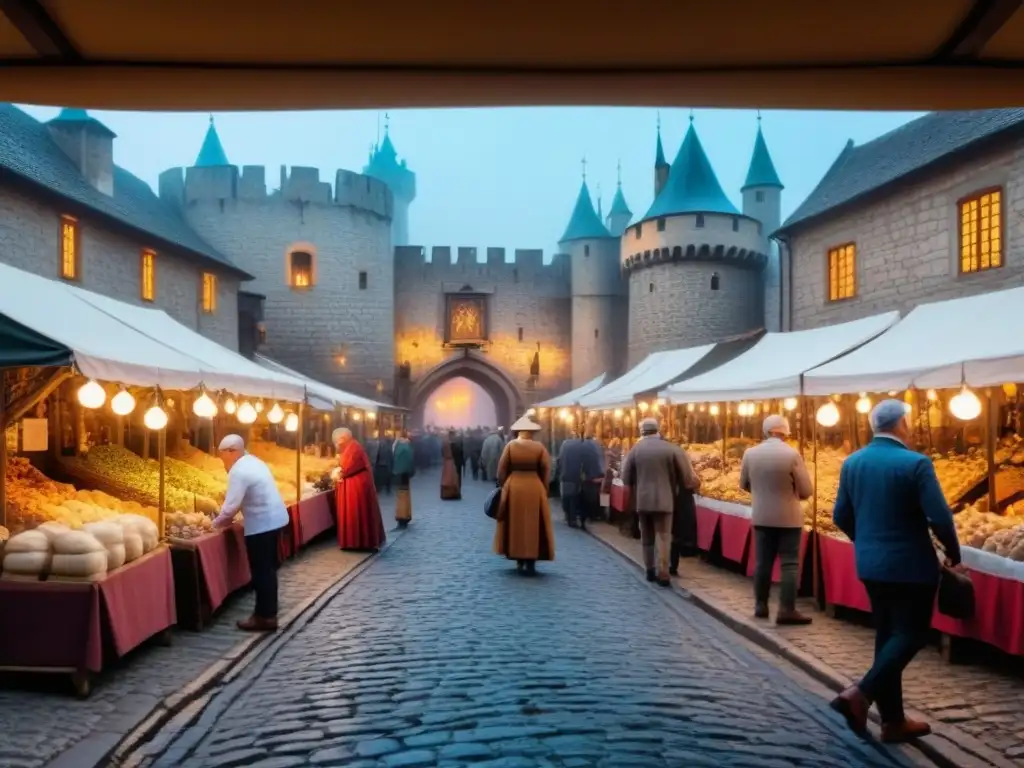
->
[0, 313, 72, 369]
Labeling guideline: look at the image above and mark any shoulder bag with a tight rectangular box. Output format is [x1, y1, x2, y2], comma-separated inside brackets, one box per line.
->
[935, 541, 975, 620]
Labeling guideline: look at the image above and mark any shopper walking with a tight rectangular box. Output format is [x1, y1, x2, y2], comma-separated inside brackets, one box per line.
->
[829, 400, 962, 743]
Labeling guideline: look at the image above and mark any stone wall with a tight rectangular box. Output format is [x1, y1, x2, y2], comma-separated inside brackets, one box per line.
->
[394, 246, 572, 405]
[0, 183, 240, 349]
[786, 136, 1024, 330]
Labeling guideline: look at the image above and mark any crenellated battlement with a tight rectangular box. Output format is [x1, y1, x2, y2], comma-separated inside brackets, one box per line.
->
[394, 246, 570, 296]
[157, 164, 393, 220]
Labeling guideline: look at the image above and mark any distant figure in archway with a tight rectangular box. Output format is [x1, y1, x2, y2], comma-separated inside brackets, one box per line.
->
[332, 428, 386, 551]
[481, 428, 504, 481]
[440, 433, 462, 500]
[393, 431, 415, 528]
[494, 416, 556, 576]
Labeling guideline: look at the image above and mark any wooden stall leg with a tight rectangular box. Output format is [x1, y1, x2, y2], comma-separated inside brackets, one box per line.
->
[71, 669, 93, 699]
[940, 633, 961, 665]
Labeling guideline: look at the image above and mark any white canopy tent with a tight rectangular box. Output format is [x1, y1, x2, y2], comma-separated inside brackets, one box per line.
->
[581, 345, 715, 411]
[662, 311, 899, 403]
[0, 261, 308, 401]
[255, 354, 392, 414]
[531, 372, 607, 409]
[805, 287, 1024, 395]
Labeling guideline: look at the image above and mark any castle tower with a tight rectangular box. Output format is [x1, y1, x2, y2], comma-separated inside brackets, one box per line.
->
[195, 116, 231, 167]
[654, 115, 670, 198]
[560, 162, 628, 388]
[607, 161, 632, 236]
[363, 118, 416, 247]
[623, 116, 769, 367]
[741, 115, 784, 331]
[46, 108, 116, 196]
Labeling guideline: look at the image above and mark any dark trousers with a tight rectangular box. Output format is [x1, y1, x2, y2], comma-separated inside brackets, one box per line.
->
[860, 580, 937, 724]
[581, 482, 600, 524]
[470, 455, 480, 479]
[670, 491, 698, 571]
[562, 487, 582, 526]
[753, 526, 801, 610]
[245, 527, 282, 619]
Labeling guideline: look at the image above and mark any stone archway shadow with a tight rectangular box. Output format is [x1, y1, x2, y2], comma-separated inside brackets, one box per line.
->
[410, 350, 524, 429]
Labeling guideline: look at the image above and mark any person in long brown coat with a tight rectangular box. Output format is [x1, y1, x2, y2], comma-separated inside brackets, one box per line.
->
[493, 415, 556, 576]
[440, 434, 461, 500]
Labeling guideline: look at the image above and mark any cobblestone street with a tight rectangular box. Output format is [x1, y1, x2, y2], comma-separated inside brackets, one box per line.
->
[137, 474, 916, 768]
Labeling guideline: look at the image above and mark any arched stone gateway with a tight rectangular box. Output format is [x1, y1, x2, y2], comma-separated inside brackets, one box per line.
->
[410, 350, 524, 429]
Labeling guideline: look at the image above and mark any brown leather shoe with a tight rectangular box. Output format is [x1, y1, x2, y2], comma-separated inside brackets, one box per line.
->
[237, 615, 279, 632]
[881, 718, 931, 743]
[830, 686, 870, 735]
[754, 602, 769, 619]
[776, 609, 813, 626]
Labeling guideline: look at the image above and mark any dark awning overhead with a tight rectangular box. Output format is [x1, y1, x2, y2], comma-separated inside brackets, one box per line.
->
[1, 1, 1024, 111]
[0, 313, 72, 369]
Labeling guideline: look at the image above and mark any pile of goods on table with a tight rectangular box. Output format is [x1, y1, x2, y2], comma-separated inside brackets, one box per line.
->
[246, 441, 335, 502]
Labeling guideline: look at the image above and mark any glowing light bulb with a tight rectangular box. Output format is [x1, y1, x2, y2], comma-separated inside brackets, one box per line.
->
[709, 404, 720, 417]
[237, 402, 258, 424]
[77, 380, 106, 409]
[638, 401, 649, 413]
[193, 391, 218, 419]
[254, 400, 264, 414]
[267, 402, 284, 424]
[949, 386, 982, 421]
[224, 397, 237, 415]
[783, 397, 798, 412]
[110, 389, 136, 416]
[816, 402, 841, 427]
[927, 389, 938, 401]
[284, 412, 299, 432]
[526, 408, 536, 416]
[855, 394, 872, 415]
[144, 405, 168, 430]
[1003, 382, 1017, 399]
[367, 411, 376, 420]
[613, 409, 623, 420]
[686, 403, 695, 412]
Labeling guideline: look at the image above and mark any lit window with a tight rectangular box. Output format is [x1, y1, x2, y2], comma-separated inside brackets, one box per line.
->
[959, 189, 1002, 274]
[141, 250, 156, 301]
[202, 272, 217, 313]
[289, 251, 313, 288]
[59, 215, 78, 280]
[827, 243, 856, 301]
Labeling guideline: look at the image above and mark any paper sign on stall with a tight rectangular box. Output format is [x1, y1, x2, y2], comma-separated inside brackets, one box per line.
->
[21, 418, 49, 452]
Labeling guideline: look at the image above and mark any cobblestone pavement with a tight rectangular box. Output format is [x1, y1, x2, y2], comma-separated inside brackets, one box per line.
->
[141, 474, 917, 768]
[589, 521, 1024, 766]
[0, 526, 369, 768]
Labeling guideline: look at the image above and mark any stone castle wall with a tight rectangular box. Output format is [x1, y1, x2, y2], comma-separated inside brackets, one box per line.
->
[159, 164, 395, 398]
[394, 246, 572, 404]
[786, 136, 1024, 330]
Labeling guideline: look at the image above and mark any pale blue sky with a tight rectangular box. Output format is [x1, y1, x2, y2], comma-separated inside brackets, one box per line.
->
[20, 105, 923, 254]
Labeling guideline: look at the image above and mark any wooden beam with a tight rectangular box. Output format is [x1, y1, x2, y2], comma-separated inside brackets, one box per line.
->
[0, 0, 79, 61]
[933, 0, 1023, 60]
[1, 368, 71, 430]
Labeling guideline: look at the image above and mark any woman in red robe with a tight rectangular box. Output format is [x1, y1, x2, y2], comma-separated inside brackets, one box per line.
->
[332, 428, 387, 551]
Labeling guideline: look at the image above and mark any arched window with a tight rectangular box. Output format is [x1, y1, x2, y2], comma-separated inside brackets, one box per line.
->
[288, 249, 315, 288]
[710, 272, 720, 291]
[695, 214, 705, 228]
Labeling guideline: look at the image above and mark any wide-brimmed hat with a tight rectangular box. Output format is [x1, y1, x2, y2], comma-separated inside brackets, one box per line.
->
[510, 415, 542, 432]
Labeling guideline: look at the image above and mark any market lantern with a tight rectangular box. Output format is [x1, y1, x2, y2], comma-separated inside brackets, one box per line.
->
[613, 409, 623, 420]
[284, 412, 299, 432]
[926, 389, 938, 401]
[855, 394, 872, 414]
[709, 404, 720, 417]
[559, 407, 570, 420]
[526, 408, 536, 416]
[224, 397, 237, 415]
[77, 380, 106, 409]
[816, 402, 841, 428]
[237, 401, 258, 424]
[193, 390, 218, 419]
[367, 411, 376, 421]
[266, 402, 284, 424]
[783, 397, 798, 412]
[110, 388, 136, 416]
[352, 411, 363, 422]
[254, 400, 265, 414]
[1003, 382, 1018, 399]
[686, 403, 695, 412]
[638, 401, 649, 414]
[949, 385, 982, 421]
[143, 404, 168, 430]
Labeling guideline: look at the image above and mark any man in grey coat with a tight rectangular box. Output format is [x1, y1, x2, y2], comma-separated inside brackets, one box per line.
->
[740, 414, 814, 625]
[621, 418, 700, 586]
[480, 428, 504, 482]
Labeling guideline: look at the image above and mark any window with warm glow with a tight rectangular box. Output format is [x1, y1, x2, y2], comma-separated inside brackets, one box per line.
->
[827, 243, 856, 301]
[202, 272, 217, 313]
[289, 250, 313, 288]
[59, 215, 78, 280]
[141, 250, 156, 301]
[959, 188, 1002, 274]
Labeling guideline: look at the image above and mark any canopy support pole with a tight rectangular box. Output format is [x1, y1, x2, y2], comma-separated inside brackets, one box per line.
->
[986, 390, 997, 512]
[0, 375, 6, 529]
[812, 425, 821, 610]
[296, 401, 305, 507]
[158, 426, 166, 540]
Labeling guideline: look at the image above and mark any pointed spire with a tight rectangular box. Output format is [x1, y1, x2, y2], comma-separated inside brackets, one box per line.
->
[47, 107, 116, 137]
[655, 112, 668, 168]
[559, 179, 612, 244]
[742, 115, 784, 191]
[195, 115, 230, 167]
[596, 184, 604, 220]
[644, 121, 738, 219]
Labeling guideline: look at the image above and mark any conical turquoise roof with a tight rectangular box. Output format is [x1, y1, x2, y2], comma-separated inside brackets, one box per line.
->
[643, 122, 738, 220]
[742, 124, 783, 191]
[609, 184, 631, 217]
[47, 107, 115, 137]
[559, 180, 611, 243]
[195, 117, 230, 167]
[655, 127, 668, 168]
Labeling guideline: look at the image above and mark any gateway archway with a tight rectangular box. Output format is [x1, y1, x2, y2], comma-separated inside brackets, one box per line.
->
[410, 350, 524, 430]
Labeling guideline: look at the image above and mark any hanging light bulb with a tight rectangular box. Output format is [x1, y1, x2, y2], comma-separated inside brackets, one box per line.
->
[77, 380, 106, 409]
[855, 394, 872, 415]
[1003, 382, 1018, 399]
[526, 408, 536, 416]
[816, 402, 841, 427]
[193, 390, 218, 419]
[367, 411, 377, 421]
[638, 401, 649, 413]
[904, 402, 913, 414]
[352, 411, 362, 422]
[613, 409, 623, 420]
[783, 397, 798, 412]
[686, 403, 695, 412]
[926, 389, 938, 401]
[709, 404, 720, 417]
[110, 388, 136, 416]
[224, 397, 237, 415]
[949, 385, 982, 421]
[267, 402, 284, 424]
[698, 404, 706, 413]
[254, 400, 264, 414]
[237, 401, 258, 424]
[284, 412, 299, 432]
[144, 404, 168, 430]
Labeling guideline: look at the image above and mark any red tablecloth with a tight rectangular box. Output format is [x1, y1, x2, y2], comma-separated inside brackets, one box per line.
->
[610, 484, 629, 513]
[0, 546, 176, 674]
[818, 534, 872, 612]
[718, 513, 752, 564]
[695, 504, 719, 551]
[744, 528, 811, 583]
[191, 524, 251, 612]
[295, 492, 335, 546]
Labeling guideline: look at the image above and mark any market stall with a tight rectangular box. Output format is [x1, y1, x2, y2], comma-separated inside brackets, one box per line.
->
[529, 372, 607, 450]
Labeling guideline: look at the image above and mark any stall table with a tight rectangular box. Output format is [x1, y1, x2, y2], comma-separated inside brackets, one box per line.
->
[278, 491, 336, 562]
[0, 545, 176, 697]
[170, 524, 251, 631]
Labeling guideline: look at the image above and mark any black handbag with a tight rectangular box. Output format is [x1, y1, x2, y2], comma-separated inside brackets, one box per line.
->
[484, 486, 501, 519]
[937, 565, 975, 620]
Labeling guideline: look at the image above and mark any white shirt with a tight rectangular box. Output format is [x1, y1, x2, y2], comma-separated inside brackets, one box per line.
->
[213, 453, 290, 536]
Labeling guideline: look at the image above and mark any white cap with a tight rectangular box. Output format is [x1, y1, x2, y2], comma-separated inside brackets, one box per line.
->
[218, 434, 245, 452]
[870, 399, 907, 433]
[762, 414, 790, 436]
[332, 427, 352, 443]
[639, 417, 659, 434]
